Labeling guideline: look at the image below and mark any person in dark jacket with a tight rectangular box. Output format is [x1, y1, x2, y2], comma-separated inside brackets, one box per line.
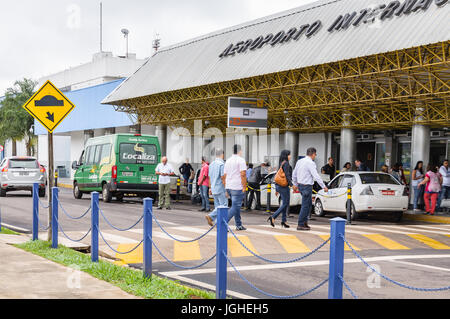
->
[355, 159, 371, 172]
[268, 150, 293, 228]
[246, 161, 270, 211]
[321, 157, 336, 180]
[179, 159, 194, 187]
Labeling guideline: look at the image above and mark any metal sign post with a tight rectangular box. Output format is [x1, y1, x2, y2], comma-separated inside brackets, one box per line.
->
[47, 132, 54, 241]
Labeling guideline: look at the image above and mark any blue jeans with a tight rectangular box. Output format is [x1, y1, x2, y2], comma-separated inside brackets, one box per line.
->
[200, 185, 210, 210]
[272, 185, 290, 223]
[208, 192, 228, 223]
[227, 189, 244, 228]
[437, 186, 450, 211]
[413, 185, 425, 210]
[298, 184, 313, 226]
[187, 179, 194, 193]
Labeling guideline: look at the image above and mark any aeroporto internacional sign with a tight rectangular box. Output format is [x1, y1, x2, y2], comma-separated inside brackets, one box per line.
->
[22, 80, 76, 133]
[219, 0, 448, 58]
[228, 97, 268, 129]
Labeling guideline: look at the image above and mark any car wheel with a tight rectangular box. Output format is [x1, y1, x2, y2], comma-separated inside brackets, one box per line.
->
[38, 188, 46, 198]
[0, 188, 6, 197]
[393, 211, 403, 223]
[314, 199, 326, 217]
[73, 182, 83, 199]
[102, 184, 112, 203]
[349, 203, 359, 221]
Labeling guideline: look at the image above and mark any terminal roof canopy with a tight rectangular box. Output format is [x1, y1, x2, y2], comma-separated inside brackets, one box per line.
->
[102, 0, 450, 104]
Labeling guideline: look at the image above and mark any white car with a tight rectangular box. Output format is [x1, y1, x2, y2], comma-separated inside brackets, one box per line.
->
[249, 172, 330, 213]
[313, 172, 408, 222]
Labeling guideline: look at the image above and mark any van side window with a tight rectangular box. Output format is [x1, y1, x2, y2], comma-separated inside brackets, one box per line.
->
[100, 144, 112, 164]
[86, 146, 96, 165]
[93, 145, 102, 165]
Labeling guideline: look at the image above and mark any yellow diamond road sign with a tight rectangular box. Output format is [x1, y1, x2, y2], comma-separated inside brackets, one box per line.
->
[22, 80, 75, 133]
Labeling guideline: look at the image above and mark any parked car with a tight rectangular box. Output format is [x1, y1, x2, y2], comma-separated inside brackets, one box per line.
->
[72, 134, 161, 203]
[313, 172, 408, 222]
[0, 156, 46, 197]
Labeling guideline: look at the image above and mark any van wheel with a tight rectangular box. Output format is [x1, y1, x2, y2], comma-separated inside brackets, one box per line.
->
[314, 199, 326, 217]
[102, 184, 112, 203]
[349, 203, 359, 221]
[73, 183, 83, 199]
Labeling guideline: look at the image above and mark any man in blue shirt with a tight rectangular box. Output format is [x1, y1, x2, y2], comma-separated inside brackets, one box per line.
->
[205, 149, 228, 226]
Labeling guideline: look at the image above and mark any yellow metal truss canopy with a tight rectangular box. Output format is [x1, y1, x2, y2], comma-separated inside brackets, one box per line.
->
[111, 41, 450, 133]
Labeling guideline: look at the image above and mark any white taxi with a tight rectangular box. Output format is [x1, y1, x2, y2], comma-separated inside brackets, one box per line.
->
[313, 172, 408, 222]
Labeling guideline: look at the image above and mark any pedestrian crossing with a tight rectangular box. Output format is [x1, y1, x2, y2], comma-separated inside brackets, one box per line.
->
[47, 222, 450, 266]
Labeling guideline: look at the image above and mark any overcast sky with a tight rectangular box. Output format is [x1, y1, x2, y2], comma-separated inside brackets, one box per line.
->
[0, 0, 316, 95]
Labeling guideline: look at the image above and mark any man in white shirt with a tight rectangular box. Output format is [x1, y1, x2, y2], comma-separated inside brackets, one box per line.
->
[437, 159, 450, 212]
[223, 145, 247, 231]
[155, 156, 175, 210]
[293, 148, 329, 231]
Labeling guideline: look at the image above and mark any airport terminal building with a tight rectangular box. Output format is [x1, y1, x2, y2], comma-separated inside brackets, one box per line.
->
[102, 0, 449, 176]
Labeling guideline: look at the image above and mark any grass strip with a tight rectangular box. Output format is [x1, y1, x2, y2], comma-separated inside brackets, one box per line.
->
[15, 240, 215, 299]
[0, 227, 20, 235]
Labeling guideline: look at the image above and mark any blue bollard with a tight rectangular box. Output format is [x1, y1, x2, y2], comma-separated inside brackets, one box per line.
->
[143, 198, 153, 278]
[91, 192, 99, 262]
[51, 187, 59, 249]
[216, 206, 229, 299]
[32, 183, 39, 241]
[328, 217, 347, 299]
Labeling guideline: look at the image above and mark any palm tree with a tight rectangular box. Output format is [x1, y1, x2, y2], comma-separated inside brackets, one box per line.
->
[0, 78, 37, 156]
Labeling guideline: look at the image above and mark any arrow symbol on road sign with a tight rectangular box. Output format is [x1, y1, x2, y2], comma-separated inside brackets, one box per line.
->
[46, 112, 55, 123]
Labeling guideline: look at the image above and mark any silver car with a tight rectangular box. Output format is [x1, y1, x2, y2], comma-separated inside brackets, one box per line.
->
[0, 157, 47, 197]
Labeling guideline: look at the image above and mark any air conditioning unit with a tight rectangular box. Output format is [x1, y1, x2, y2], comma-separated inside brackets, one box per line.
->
[359, 134, 374, 140]
[431, 131, 444, 138]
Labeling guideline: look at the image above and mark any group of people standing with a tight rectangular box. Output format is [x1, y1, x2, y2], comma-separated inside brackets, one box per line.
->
[411, 159, 449, 215]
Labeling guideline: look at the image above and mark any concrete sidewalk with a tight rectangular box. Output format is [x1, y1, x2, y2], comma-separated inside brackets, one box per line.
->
[0, 234, 138, 299]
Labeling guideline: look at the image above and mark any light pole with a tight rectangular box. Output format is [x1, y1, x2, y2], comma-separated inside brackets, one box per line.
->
[121, 28, 129, 58]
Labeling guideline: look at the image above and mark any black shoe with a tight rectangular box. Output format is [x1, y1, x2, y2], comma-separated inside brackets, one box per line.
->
[166, 207, 171, 210]
[199, 208, 206, 212]
[267, 217, 275, 228]
[281, 222, 290, 229]
[236, 226, 247, 231]
[157, 207, 163, 210]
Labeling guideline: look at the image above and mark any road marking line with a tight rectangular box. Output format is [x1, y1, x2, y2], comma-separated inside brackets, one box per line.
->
[160, 254, 450, 276]
[100, 232, 139, 244]
[274, 235, 311, 253]
[407, 234, 450, 250]
[389, 259, 450, 272]
[319, 235, 361, 251]
[363, 234, 410, 250]
[379, 225, 450, 235]
[128, 229, 192, 241]
[228, 236, 258, 257]
[412, 225, 450, 232]
[173, 241, 202, 262]
[115, 244, 143, 264]
[313, 224, 373, 235]
[260, 224, 329, 236]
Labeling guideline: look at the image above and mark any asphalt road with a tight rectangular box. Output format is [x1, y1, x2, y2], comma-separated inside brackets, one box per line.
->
[1, 188, 450, 299]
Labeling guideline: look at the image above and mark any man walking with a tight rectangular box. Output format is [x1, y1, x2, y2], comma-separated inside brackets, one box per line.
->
[437, 159, 450, 212]
[198, 157, 211, 212]
[224, 144, 248, 231]
[156, 156, 175, 210]
[179, 158, 194, 187]
[205, 149, 227, 226]
[246, 161, 270, 211]
[293, 148, 328, 231]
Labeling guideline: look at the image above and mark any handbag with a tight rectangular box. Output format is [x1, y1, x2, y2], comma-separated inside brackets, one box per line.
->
[274, 161, 288, 187]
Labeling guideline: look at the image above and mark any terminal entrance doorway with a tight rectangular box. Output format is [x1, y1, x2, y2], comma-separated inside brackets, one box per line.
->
[356, 142, 376, 171]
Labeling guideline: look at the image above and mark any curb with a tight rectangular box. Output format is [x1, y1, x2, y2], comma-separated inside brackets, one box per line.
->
[404, 213, 450, 224]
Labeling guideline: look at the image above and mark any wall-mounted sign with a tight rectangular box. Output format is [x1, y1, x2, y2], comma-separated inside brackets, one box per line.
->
[219, 0, 448, 58]
[228, 97, 268, 129]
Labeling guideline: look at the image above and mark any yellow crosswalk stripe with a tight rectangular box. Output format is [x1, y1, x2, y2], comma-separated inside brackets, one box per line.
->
[319, 235, 361, 251]
[173, 241, 202, 261]
[408, 234, 450, 250]
[228, 236, 258, 257]
[115, 244, 143, 264]
[274, 235, 311, 254]
[363, 234, 410, 250]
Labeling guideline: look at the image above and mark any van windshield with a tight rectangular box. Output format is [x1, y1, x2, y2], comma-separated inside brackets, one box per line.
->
[119, 143, 157, 165]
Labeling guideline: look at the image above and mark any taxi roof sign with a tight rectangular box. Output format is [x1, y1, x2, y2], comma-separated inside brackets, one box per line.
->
[22, 80, 75, 133]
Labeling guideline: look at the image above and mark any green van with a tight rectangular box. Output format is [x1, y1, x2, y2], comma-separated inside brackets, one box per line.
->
[72, 134, 161, 202]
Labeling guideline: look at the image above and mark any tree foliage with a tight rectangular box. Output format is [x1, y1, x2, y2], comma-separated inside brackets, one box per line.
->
[0, 78, 37, 155]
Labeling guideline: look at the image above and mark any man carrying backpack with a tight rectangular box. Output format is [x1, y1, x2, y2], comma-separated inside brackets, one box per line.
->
[246, 161, 270, 211]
